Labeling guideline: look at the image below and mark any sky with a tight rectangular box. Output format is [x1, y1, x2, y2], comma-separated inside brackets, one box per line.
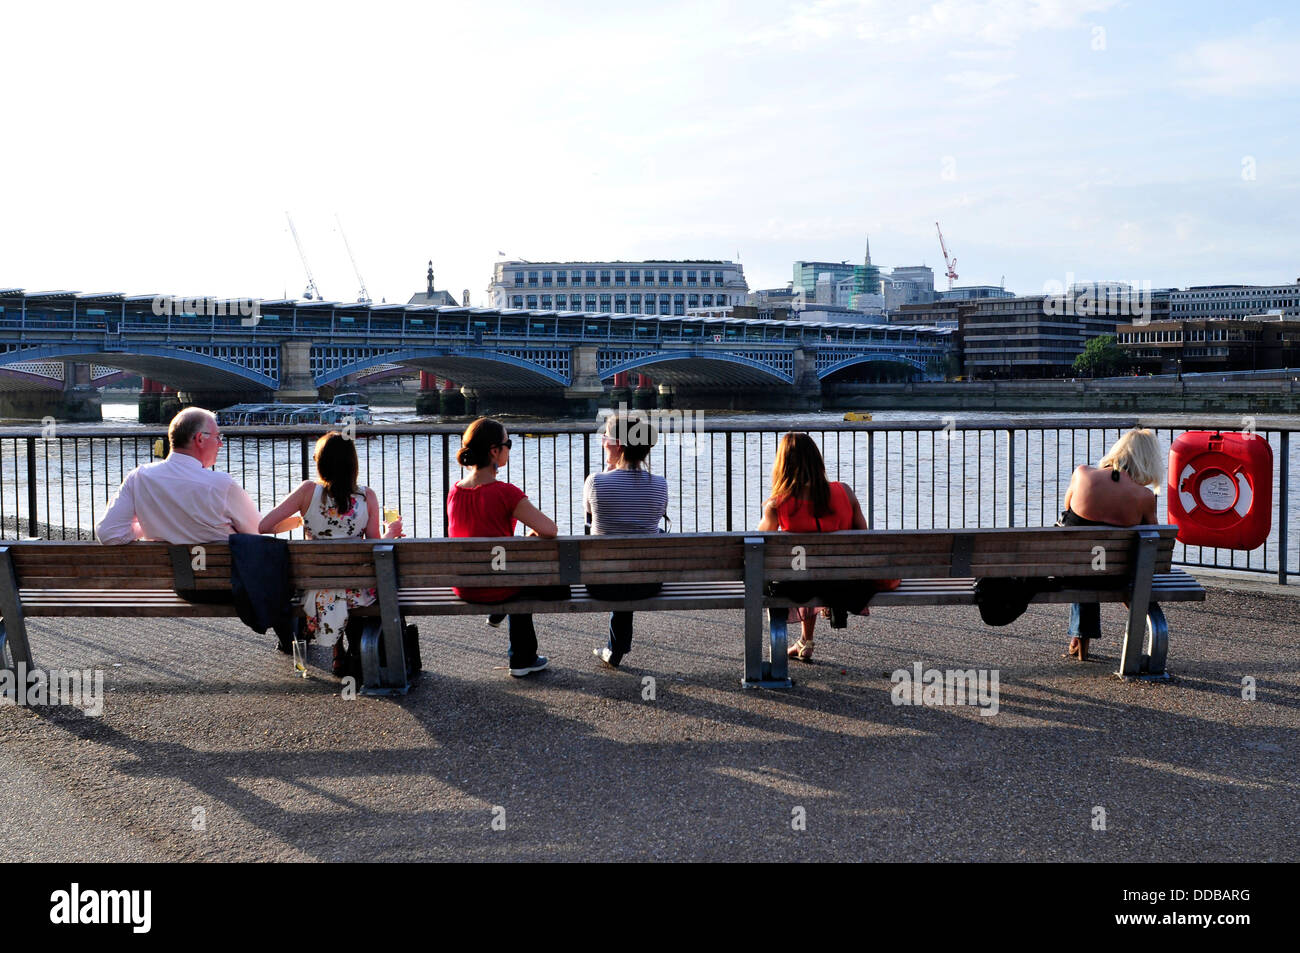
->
[2, 0, 1298, 303]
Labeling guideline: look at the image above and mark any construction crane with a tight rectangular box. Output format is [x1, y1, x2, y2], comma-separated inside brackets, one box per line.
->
[935, 221, 958, 291]
[335, 214, 371, 304]
[285, 212, 322, 301]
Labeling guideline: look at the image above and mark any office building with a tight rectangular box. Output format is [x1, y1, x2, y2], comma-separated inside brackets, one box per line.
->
[1169, 282, 1300, 320]
[959, 293, 1145, 379]
[488, 260, 748, 314]
[937, 285, 1015, 302]
[794, 260, 856, 301]
[883, 266, 936, 311]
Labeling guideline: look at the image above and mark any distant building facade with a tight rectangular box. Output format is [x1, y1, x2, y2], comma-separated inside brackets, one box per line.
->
[883, 266, 936, 310]
[959, 293, 1149, 379]
[937, 285, 1015, 302]
[489, 260, 748, 314]
[794, 261, 856, 301]
[1169, 282, 1300, 320]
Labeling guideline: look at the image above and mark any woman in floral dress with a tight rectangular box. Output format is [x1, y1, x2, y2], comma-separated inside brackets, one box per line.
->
[260, 431, 402, 669]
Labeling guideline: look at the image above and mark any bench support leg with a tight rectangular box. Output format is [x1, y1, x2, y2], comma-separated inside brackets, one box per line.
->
[361, 545, 410, 697]
[767, 607, 792, 687]
[741, 538, 792, 689]
[1118, 530, 1170, 681]
[1116, 603, 1170, 681]
[0, 547, 34, 672]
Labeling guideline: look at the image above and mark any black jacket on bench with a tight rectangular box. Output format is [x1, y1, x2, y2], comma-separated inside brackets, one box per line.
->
[229, 533, 297, 649]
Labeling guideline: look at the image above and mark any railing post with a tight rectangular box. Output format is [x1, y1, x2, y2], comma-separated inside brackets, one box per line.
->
[441, 432, 450, 537]
[866, 430, 875, 530]
[583, 431, 591, 535]
[299, 436, 309, 482]
[1280, 430, 1290, 586]
[1006, 428, 1016, 528]
[725, 434, 733, 531]
[25, 437, 37, 538]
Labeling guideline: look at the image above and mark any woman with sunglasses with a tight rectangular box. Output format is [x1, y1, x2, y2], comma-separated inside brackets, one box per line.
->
[447, 417, 565, 677]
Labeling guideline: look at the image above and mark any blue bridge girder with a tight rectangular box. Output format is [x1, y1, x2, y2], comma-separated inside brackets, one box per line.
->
[0, 289, 955, 393]
[0, 341, 278, 391]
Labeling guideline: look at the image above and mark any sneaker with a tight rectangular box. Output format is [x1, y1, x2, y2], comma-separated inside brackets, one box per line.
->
[594, 646, 622, 669]
[509, 655, 549, 677]
[486, 614, 506, 628]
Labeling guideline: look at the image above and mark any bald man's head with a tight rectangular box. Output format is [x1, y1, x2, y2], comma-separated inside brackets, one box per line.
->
[168, 407, 217, 451]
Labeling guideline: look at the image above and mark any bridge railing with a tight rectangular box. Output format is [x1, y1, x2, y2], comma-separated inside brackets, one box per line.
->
[0, 418, 1292, 583]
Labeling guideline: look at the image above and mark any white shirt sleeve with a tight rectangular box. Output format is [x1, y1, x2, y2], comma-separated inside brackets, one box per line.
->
[583, 473, 595, 518]
[96, 470, 144, 544]
[226, 481, 263, 536]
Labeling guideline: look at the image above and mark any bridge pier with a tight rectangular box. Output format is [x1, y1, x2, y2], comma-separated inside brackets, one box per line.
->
[0, 387, 101, 422]
[415, 372, 440, 415]
[609, 372, 632, 409]
[138, 378, 163, 424]
[562, 344, 604, 417]
[0, 362, 102, 422]
[160, 386, 182, 424]
[633, 374, 656, 410]
[278, 340, 321, 404]
[440, 379, 465, 416]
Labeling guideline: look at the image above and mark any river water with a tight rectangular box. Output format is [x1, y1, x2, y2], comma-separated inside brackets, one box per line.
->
[1, 402, 1295, 577]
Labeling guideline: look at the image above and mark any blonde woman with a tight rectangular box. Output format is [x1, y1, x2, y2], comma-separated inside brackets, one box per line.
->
[1058, 428, 1162, 660]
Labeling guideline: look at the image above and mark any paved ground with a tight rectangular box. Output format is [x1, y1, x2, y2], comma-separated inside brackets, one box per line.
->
[1, 581, 1296, 862]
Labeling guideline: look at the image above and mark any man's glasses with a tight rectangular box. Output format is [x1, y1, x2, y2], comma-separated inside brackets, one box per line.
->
[200, 431, 223, 444]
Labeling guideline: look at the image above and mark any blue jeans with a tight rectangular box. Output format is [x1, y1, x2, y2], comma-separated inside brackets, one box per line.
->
[479, 586, 570, 664]
[1069, 603, 1101, 639]
[586, 582, 662, 660]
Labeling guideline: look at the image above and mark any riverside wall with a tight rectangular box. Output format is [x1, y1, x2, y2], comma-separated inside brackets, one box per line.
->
[825, 379, 1300, 414]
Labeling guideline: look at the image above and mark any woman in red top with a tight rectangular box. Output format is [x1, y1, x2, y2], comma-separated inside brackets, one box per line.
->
[758, 432, 899, 662]
[447, 418, 564, 677]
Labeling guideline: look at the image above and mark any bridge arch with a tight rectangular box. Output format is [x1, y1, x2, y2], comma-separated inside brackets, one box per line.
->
[0, 343, 278, 391]
[600, 349, 795, 386]
[817, 352, 930, 381]
[313, 346, 571, 389]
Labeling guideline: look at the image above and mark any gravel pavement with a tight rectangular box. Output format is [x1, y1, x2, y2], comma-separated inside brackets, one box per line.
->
[1, 582, 1296, 862]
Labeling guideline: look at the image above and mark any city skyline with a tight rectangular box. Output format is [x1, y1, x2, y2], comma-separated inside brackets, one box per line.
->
[2, 0, 1297, 303]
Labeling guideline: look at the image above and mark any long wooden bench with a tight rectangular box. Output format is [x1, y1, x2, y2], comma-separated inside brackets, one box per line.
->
[759, 525, 1203, 686]
[0, 526, 1204, 696]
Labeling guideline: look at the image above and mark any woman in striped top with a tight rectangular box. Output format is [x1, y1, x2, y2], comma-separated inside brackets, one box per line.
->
[583, 412, 669, 668]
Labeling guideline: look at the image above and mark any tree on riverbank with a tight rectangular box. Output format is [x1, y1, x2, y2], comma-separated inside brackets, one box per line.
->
[1073, 334, 1127, 378]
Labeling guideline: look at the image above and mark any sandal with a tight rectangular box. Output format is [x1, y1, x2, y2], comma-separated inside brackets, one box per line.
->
[787, 637, 815, 662]
[1064, 637, 1091, 661]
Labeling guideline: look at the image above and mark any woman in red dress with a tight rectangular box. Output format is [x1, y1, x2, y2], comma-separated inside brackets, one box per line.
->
[447, 418, 565, 677]
[758, 432, 899, 662]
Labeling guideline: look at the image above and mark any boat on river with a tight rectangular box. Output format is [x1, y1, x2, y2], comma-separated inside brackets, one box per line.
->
[216, 393, 372, 427]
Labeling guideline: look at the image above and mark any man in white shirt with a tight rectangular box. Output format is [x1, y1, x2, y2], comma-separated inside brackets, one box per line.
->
[96, 407, 262, 545]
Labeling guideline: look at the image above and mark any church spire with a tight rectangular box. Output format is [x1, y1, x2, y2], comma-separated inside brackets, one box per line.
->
[427, 260, 435, 294]
[864, 236, 872, 267]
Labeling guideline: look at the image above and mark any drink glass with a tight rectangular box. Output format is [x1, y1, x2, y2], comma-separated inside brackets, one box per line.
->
[292, 639, 309, 678]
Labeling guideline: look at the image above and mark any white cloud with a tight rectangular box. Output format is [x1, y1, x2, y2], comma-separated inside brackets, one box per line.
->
[1176, 19, 1300, 96]
[944, 70, 1017, 90]
[741, 0, 1116, 50]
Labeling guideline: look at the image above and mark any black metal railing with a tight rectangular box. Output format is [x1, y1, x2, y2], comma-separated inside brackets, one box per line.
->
[1, 418, 1294, 583]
